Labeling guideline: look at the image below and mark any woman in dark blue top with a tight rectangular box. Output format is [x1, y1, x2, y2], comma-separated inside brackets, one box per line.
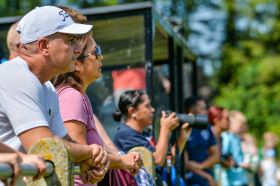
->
[113, 90, 191, 166]
[113, 90, 191, 186]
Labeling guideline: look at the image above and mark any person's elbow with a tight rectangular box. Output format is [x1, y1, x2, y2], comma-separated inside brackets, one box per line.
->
[18, 126, 54, 150]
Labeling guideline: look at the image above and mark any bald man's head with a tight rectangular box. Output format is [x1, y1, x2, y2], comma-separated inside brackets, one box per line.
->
[6, 22, 20, 59]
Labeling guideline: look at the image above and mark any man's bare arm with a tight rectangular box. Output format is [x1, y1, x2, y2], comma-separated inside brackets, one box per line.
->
[18, 126, 102, 163]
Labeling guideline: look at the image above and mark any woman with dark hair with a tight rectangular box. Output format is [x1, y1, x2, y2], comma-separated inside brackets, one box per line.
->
[52, 36, 142, 186]
[113, 90, 191, 185]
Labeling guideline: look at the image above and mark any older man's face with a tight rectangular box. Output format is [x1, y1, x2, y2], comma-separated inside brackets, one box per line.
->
[48, 33, 87, 73]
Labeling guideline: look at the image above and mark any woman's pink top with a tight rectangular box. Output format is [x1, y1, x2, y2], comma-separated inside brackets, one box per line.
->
[57, 86, 103, 186]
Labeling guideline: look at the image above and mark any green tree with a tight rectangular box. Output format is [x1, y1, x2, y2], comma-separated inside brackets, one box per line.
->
[214, 0, 280, 137]
[0, 0, 43, 17]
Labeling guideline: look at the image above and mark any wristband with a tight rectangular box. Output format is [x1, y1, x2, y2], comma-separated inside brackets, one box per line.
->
[118, 151, 125, 156]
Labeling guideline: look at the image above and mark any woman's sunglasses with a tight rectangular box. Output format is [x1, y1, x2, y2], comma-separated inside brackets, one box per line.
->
[77, 45, 102, 60]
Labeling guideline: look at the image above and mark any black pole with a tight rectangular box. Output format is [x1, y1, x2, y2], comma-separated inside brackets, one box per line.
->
[168, 35, 175, 186]
[144, 7, 153, 99]
[168, 36, 185, 185]
[191, 60, 197, 96]
[176, 45, 184, 113]
[175, 44, 184, 185]
[168, 36, 176, 112]
[144, 7, 154, 137]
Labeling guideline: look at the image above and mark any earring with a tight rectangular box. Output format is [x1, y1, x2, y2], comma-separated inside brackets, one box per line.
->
[132, 114, 137, 119]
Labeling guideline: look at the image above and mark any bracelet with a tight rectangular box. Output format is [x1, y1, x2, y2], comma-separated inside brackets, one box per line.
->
[118, 151, 125, 156]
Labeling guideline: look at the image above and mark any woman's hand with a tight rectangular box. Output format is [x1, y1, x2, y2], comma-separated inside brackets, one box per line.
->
[176, 122, 192, 154]
[121, 152, 143, 175]
[81, 167, 106, 184]
[80, 144, 110, 184]
[180, 122, 192, 139]
[80, 157, 110, 184]
[88, 144, 108, 168]
[160, 111, 179, 132]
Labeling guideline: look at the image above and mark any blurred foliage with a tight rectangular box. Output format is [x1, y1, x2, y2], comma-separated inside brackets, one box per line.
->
[0, 0, 42, 16]
[0, 0, 147, 17]
[213, 0, 280, 137]
[67, 0, 146, 8]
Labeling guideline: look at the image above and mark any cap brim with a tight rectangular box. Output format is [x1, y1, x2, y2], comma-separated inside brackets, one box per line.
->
[58, 23, 92, 35]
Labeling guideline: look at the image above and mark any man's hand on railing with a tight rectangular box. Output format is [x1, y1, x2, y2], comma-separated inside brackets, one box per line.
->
[20, 153, 46, 180]
[0, 153, 46, 185]
[0, 153, 22, 186]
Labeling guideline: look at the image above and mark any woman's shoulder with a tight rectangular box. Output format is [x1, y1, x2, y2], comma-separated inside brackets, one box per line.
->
[57, 86, 83, 97]
[116, 124, 141, 137]
[116, 124, 131, 134]
[57, 86, 87, 109]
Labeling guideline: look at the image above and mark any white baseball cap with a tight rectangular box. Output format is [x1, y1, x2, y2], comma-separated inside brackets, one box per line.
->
[16, 6, 93, 44]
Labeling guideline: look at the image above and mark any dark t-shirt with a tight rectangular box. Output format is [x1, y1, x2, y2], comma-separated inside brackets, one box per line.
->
[185, 126, 217, 186]
[114, 124, 155, 153]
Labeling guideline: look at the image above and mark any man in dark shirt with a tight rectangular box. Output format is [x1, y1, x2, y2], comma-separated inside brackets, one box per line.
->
[184, 96, 219, 186]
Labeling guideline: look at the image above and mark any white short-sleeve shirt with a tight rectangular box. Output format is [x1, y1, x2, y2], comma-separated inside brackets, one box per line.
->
[0, 57, 67, 152]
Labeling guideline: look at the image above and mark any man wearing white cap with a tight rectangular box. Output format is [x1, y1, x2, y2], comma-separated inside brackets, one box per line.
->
[0, 6, 108, 183]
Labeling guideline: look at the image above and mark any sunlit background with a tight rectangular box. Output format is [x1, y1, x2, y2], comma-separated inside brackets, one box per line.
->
[1, 0, 280, 140]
